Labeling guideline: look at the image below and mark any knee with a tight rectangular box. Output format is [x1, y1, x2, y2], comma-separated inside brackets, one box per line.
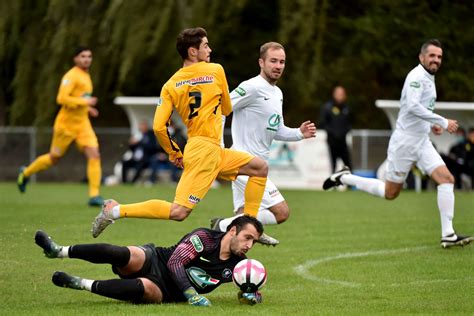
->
[85, 147, 101, 159]
[275, 207, 290, 224]
[139, 278, 162, 304]
[169, 205, 192, 221]
[122, 246, 145, 273]
[261, 162, 269, 177]
[271, 203, 290, 224]
[172, 212, 190, 221]
[49, 153, 61, 165]
[432, 166, 455, 185]
[384, 191, 399, 201]
[255, 158, 268, 177]
[440, 174, 455, 184]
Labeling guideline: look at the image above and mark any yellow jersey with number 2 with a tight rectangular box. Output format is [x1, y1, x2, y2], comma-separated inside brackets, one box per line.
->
[153, 62, 232, 160]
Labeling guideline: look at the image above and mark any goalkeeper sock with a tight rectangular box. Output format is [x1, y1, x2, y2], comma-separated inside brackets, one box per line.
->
[120, 200, 171, 219]
[68, 244, 130, 267]
[340, 174, 385, 198]
[81, 278, 94, 291]
[243, 176, 267, 217]
[87, 158, 102, 197]
[91, 279, 145, 302]
[24, 154, 53, 177]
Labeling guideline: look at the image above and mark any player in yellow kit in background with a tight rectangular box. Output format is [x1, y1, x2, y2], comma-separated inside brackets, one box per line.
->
[92, 27, 276, 245]
[17, 47, 103, 207]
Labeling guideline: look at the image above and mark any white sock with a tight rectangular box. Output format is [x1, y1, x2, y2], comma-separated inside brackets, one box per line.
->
[218, 214, 243, 232]
[341, 174, 385, 198]
[58, 246, 70, 258]
[437, 183, 455, 237]
[81, 278, 94, 291]
[112, 205, 120, 219]
[257, 209, 278, 225]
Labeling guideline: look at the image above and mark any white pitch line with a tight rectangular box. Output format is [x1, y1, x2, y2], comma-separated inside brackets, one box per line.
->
[293, 246, 431, 287]
[390, 276, 474, 287]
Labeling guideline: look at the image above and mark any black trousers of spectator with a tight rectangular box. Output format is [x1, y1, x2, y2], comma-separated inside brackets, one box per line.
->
[122, 159, 150, 183]
[469, 161, 474, 189]
[327, 138, 352, 173]
[442, 155, 464, 189]
[442, 155, 474, 189]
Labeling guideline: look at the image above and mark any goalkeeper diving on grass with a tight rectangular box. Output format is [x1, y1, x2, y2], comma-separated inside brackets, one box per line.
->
[35, 216, 263, 306]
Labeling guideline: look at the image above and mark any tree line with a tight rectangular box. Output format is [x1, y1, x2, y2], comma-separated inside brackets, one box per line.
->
[1, 0, 472, 129]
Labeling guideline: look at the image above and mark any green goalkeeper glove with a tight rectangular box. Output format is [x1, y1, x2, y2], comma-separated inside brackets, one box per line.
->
[184, 287, 211, 307]
[238, 290, 263, 305]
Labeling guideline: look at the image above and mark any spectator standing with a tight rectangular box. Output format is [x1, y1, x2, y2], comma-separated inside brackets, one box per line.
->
[320, 86, 352, 172]
[465, 128, 474, 188]
[442, 127, 466, 189]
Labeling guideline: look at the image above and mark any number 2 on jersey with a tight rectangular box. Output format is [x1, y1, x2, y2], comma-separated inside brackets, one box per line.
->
[188, 91, 201, 119]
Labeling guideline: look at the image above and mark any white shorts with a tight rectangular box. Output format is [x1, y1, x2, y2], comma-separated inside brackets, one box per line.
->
[232, 175, 285, 213]
[386, 130, 445, 183]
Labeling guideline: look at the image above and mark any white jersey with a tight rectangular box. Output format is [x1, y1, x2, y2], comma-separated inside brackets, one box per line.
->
[396, 64, 448, 134]
[230, 75, 303, 160]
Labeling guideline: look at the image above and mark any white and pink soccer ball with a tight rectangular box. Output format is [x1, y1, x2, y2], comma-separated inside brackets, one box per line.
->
[232, 259, 267, 293]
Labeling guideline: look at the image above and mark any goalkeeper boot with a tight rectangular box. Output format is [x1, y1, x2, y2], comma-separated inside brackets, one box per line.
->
[238, 291, 263, 305]
[256, 232, 279, 247]
[210, 217, 224, 232]
[92, 199, 118, 238]
[322, 166, 351, 190]
[17, 166, 29, 193]
[441, 233, 473, 249]
[35, 230, 63, 258]
[52, 271, 83, 290]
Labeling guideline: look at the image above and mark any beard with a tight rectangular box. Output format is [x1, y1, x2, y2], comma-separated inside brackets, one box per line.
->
[229, 238, 246, 257]
[422, 62, 439, 75]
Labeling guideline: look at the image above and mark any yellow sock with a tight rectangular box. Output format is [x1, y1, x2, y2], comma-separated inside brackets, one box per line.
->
[87, 158, 101, 197]
[120, 200, 171, 219]
[243, 176, 267, 217]
[24, 154, 53, 177]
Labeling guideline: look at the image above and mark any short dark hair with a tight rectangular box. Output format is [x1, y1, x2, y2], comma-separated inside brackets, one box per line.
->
[226, 215, 264, 236]
[176, 27, 208, 60]
[259, 42, 285, 59]
[420, 39, 442, 54]
[74, 46, 91, 57]
[457, 126, 466, 136]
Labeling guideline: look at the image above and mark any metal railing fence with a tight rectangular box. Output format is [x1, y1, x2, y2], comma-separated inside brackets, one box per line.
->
[0, 127, 391, 181]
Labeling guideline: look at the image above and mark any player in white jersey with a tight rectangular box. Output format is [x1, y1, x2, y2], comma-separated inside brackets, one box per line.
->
[212, 42, 317, 245]
[323, 39, 472, 248]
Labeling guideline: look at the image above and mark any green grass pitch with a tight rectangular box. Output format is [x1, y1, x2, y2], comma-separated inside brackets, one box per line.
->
[1, 182, 473, 315]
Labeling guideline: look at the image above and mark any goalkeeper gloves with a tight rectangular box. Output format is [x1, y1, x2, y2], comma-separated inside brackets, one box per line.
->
[184, 287, 211, 307]
[238, 290, 262, 305]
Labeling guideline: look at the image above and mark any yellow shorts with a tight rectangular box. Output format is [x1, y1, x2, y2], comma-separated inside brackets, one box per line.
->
[50, 120, 99, 157]
[174, 137, 254, 209]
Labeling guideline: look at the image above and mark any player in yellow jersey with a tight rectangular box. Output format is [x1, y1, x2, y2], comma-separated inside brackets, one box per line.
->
[17, 47, 103, 207]
[92, 27, 276, 245]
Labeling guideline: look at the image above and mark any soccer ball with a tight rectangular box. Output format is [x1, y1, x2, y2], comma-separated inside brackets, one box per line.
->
[232, 259, 267, 293]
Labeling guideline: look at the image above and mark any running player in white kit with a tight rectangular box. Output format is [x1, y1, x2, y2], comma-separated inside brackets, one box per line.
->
[323, 39, 472, 248]
[212, 42, 317, 245]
